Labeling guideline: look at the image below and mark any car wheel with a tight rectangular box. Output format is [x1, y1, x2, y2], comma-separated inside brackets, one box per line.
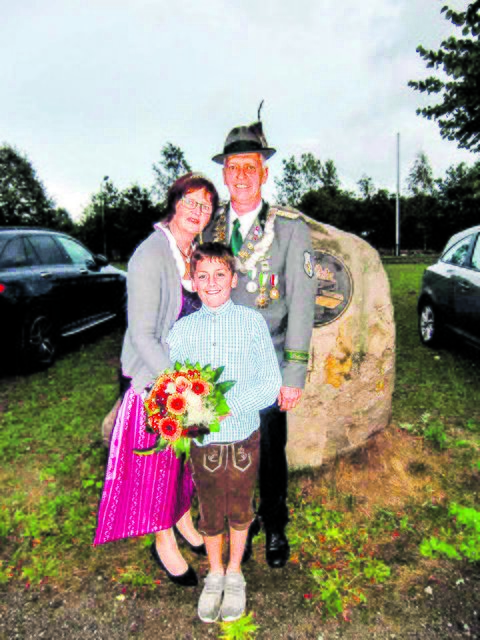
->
[21, 311, 58, 369]
[418, 301, 442, 347]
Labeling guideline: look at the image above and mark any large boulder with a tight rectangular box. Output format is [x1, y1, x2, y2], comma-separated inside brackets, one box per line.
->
[287, 218, 395, 468]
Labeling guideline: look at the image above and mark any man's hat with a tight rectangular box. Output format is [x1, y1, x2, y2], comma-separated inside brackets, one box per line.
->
[212, 121, 276, 165]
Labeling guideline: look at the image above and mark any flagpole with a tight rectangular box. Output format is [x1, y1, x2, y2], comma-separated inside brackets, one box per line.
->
[395, 133, 400, 257]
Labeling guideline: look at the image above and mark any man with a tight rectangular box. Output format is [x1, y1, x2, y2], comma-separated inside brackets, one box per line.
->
[204, 120, 316, 568]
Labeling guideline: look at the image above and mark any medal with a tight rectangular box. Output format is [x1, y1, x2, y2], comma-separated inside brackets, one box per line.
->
[269, 273, 280, 300]
[255, 291, 269, 308]
[252, 225, 262, 242]
[270, 288, 280, 300]
[256, 272, 269, 307]
[246, 268, 258, 293]
[261, 260, 270, 272]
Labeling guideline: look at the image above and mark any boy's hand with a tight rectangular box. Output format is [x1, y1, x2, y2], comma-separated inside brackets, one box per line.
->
[278, 386, 302, 411]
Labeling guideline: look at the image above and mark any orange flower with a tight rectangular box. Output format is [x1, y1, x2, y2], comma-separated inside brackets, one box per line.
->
[175, 375, 192, 393]
[190, 378, 211, 396]
[158, 417, 182, 442]
[153, 375, 173, 391]
[166, 393, 187, 415]
[145, 395, 161, 414]
[148, 414, 163, 434]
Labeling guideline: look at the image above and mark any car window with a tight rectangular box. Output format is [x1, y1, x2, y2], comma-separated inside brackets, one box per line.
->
[0, 237, 9, 256]
[442, 235, 473, 267]
[471, 235, 480, 271]
[28, 235, 69, 265]
[0, 237, 33, 269]
[56, 236, 94, 264]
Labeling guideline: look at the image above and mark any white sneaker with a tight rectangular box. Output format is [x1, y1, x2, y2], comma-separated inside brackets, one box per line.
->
[220, 572, 246, 622]
[198, 572, 225, 623]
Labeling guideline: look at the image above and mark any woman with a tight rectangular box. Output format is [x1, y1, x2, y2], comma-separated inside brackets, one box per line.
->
[94, 173, 219, 587]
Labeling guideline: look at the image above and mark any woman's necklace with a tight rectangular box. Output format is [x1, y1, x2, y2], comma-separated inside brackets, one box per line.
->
[178, 245, 192, 263]
[177, 243, 193, 278]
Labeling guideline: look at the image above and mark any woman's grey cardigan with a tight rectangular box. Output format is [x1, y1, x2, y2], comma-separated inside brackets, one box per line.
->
[121, 227, 182, 394]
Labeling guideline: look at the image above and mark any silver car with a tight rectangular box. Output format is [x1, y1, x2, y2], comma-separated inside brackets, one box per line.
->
[418, 225, 480, 348]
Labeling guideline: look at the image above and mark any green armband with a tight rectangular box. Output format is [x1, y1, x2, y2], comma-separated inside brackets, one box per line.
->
[284, 349, 309, 363]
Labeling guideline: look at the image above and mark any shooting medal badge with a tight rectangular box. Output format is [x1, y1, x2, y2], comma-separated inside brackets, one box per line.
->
[246, 268, 258, 293]
[269, 274, 280, 300]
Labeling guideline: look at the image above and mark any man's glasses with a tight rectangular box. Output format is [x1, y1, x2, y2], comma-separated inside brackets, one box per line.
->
[181, 196, 213, 214]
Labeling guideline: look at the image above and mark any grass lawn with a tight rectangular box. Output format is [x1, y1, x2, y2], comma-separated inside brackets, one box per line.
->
[1, 264, 479, 639]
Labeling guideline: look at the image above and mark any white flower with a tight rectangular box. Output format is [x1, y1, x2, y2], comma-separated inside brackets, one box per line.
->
[184, 388, 202, 409]
[185, 405, 216, 427]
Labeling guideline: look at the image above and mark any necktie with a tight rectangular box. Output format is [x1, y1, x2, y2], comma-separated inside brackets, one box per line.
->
[230, 219, 243, 256]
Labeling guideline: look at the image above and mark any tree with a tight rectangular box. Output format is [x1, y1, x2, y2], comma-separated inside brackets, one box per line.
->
[77, 181, 160, 260]
[275, 152, 340, 207]
[406, 152, 435, 196]
[405, 152, 438, 251]
[0, 144, 55, 226]
[51, 207, 75, 234]
[78, 180, 121, 258]
[152, 143, 191, 202]
[408, 1, 480, 152]
[321, 159, 341, 194]
[274, 156, 303, 206]
[436, 160, 480, 241]
[357, 175, 376, 200]
[111, 184, 160, 259]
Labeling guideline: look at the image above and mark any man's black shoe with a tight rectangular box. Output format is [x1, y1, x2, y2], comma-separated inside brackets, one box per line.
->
[241, 517, 261, 564]
[265, 529, 290, 568]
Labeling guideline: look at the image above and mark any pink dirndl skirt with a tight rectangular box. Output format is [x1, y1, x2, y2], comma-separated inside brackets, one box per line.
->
[93, 387, 194, 545]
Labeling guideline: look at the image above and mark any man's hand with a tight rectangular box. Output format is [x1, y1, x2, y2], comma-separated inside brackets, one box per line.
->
[278, 386, 302, 412]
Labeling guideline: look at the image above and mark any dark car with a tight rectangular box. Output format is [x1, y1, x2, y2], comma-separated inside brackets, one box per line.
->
[418, 225, 480, 349]
[0, 227, 126, 369]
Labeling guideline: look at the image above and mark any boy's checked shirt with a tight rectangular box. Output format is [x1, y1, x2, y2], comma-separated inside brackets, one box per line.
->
[166, 298, 281, 446]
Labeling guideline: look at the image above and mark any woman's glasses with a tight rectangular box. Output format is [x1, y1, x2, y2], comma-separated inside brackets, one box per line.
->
[181, 196, 213, 215]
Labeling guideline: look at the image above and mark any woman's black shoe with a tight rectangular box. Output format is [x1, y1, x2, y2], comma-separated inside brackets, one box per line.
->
[173, 526, 207, 556]
[150, 543, 198, 587]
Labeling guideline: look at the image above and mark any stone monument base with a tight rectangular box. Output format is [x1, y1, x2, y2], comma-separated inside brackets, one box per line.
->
[287, 218, 395, 469]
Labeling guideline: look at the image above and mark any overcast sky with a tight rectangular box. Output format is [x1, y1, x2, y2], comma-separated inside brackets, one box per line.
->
[1, 0, 475, 220]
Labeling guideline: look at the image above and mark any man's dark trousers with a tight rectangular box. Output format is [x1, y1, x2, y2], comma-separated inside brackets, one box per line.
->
[257, 402, 289, 530]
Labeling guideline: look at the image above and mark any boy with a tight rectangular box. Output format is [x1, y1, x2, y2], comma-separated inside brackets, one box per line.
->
[166, 242, 282, 622]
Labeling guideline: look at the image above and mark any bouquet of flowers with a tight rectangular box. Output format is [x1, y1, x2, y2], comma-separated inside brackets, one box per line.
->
[134, 360, 235, 460]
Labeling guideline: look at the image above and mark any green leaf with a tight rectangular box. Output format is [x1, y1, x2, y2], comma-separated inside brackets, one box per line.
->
[216, 380, 236, 395]
[216, 398, 231, 415]
[209, 418, 220, 433]
[133, 445, 159, 456]
[218, 611, 259, 639]
[212, 366, 225, 382]
[133, 436, 165, 456]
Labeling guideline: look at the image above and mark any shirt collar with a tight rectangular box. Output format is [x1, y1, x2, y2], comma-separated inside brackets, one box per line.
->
[228, 200, 263, 238]
[199, 298, 234, 316]
[154, 222, 194, 291]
